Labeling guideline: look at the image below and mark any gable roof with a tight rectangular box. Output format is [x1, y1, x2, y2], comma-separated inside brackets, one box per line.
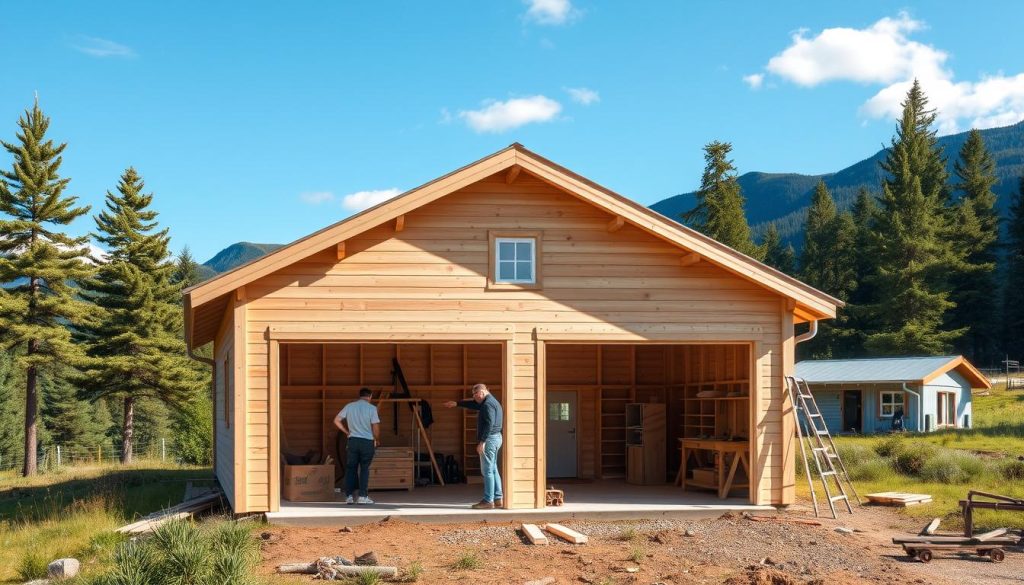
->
[184, 144, 844, 349]
[795, 355, 991, 389]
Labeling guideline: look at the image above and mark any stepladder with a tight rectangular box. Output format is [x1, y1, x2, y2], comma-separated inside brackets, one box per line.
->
[785, 376, 860, 518]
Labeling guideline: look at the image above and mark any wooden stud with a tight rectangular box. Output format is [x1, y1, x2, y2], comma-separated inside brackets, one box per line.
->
[505, 164, 521, 185]
[680, 253, 701, 267]
[786, 298, 796, 312]
[522, 523, 549, 545]
[607, 216, 625, 232]
[543, 523, 588, 544]
[395, 215, 405, 232]
[336, 242, 346, 261]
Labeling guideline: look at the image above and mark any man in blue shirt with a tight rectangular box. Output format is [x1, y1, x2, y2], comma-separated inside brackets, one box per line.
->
[335, 387, 381, 504]
[445, 383, 504, 509]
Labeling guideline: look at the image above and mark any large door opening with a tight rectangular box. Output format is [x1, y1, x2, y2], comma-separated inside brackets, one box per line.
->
[544, 343, 753, 502]
[842, 390, 863, 433]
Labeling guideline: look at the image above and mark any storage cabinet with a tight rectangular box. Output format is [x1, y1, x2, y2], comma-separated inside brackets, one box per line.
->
[626, 403, 666, 485]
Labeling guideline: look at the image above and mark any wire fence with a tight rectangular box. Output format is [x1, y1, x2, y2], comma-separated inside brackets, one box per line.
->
[0, 438, 195, 474]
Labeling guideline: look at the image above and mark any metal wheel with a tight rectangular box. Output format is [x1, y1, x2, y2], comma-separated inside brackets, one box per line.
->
[917, 549, 933, 563]
[990, 548, 1005, 563]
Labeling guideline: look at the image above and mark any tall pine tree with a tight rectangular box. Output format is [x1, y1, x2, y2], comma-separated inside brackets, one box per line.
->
[170, 246, 214, 465]
[683, 141, 761, 258]
[0, 351, 23, 470]
[799, 181, 857, 357]
[865, 81, 962, 355]
[40, 366, 111, 456]
[760, 223, 796, 274]
[79, 168, 205, 463]
[843, 188, 881, 354]
[1005, 177, 1024, 361]
[0, 100, 94, 476]
[947, 129, 999, 364]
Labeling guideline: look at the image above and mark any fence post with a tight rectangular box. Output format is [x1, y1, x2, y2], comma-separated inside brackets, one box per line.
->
[161, 438, 166, 462]
[98, 445, 101, 464]
[56, 445, 61, 468]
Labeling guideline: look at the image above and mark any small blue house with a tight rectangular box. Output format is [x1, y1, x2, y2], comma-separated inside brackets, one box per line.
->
[795, 356, 991, 434]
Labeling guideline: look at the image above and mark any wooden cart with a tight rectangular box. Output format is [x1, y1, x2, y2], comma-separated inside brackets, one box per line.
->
[893, 528, 1018, 563]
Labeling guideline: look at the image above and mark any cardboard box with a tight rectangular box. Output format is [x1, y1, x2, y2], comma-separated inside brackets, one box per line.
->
[691, 467, 717, 487]
[282, 464, 335, 502]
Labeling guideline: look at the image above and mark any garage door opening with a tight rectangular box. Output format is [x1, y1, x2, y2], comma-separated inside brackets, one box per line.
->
[544, 344, 752, 502]
[278, 342, 504, 503]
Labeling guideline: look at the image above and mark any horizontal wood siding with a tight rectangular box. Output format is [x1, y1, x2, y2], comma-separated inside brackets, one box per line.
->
[242, 172, 792, 510]
[213, 310, 235, 511]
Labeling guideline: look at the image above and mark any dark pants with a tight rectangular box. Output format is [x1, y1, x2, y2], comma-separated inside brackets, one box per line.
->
[345, 437, 375, 497]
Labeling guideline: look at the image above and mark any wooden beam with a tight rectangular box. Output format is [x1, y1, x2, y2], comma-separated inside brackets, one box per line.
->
[335, 242, 346, 260]
[607, 216, 625, 232]
[679, 253, 701, 267]
[505, 164, 521, 185]
[522, 523, 549, 545]
[395, 215, 405, 232]
[235, 286, 247, 302]
[543, 523, 588, 544]
[786, 298, 796, 312]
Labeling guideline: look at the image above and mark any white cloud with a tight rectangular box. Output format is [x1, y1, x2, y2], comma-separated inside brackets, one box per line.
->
[72, 36, 136, 58]
[566, 87, 600, 105]
[524, 0, 576, 25]
[749, 12, 1024, 133]
[743, 73, 765, 89]
[459, 95, 562, 133]
[341, 188, 402, 212]
[300, 191, 335, 205]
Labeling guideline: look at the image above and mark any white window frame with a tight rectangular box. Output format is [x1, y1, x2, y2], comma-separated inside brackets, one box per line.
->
[494, 237, 536, 284]
[879, 390, 904, 418]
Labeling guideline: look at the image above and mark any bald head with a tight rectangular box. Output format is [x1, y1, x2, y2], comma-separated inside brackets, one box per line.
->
[472, 383, 489, 403]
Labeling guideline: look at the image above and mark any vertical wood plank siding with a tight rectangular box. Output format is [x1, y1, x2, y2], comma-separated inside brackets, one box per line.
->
[228, 173, 791, 511]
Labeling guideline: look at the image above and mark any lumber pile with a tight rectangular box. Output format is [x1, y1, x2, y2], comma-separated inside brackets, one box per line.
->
[542, 523, 588, 544]
[116, 492, 221, 535]
[866, 492, 932, 507]
[521, 523, 548, 545]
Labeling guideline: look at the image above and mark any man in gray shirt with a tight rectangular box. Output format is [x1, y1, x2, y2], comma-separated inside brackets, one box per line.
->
[334, 387, 381, 504]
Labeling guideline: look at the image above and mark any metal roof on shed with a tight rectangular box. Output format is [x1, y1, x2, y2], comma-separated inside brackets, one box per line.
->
[795, 356, 977, 385]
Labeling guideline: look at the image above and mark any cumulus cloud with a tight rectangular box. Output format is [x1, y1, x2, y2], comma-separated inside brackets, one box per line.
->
[459, 95, 562, 133]
[300, 191, 335, 205]
[524, 0, 576, 25]
[341, 188, 402, 212]
[748, 12, 1024, 133]
[566, 87, 600, 105]
[72, 36, 136, 58]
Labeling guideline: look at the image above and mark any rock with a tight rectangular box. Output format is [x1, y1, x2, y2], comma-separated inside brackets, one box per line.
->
[625, 567, 640, 573]
[523, 578, 556, 585]
[354, 551, 378, 566]
[683, 529, 696, 537]
[561, 549, 580, 555]
[760, 557, 775, 566]
[578, 576, 595, 584]
[340, 526, 354, 533]
[834, 527, 854, 534]
[47, 558, 80, 580]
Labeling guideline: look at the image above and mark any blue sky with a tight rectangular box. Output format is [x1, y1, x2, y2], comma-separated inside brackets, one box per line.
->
[2, 1, 1023, 261]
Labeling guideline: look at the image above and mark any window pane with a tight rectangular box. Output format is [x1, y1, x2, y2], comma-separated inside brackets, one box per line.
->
[548, 403, 559, 420]
[498, 261, 516, 281]
[560, 403, 570, 420]
[516, 261, 533, 281]
[499, 242, 515, 261]
[516, 241, 532, 260]
[882, 394, 892, 405]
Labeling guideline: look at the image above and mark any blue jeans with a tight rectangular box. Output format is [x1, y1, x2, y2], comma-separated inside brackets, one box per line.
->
[481, 433, 503, 503]
[345, 438, 375, 497]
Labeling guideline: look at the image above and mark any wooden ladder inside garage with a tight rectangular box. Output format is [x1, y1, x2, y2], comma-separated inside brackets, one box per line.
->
[785, 376, 859, 518]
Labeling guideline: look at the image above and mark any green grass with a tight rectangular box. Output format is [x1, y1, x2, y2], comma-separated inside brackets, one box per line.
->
[627, 543, 646, 563]
[451, 551, 482, 571]
[0, 461, 210, 583]
[800, 383, 1024, 531]
[398, 560, 424, 582]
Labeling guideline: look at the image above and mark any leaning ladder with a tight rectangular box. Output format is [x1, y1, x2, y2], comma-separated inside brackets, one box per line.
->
[785, 376, 859, 518]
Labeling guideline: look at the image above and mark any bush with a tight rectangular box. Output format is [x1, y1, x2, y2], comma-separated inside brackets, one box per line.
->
[874, 435, 905, 458]
[17, 549, 48, 581]
[847, 457, 895, 482]
[835, 442, 875, 468]
[919, 450, 987, 484]
[998, 458, 1024, 481]
[893, 443, 937, 476]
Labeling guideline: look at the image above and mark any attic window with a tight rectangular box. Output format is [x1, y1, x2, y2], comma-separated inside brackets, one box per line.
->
[488, 231, 542, 289]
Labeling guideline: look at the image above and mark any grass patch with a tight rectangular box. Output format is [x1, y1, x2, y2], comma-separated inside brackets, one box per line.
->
[617, 527, 639, 542]
[451, 551, 482, 571]
[627, 543, 646, 563]
[398, 560, 424, 582]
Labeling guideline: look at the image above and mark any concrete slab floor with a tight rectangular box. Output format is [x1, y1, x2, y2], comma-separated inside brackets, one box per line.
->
[266, 479, 774, 526]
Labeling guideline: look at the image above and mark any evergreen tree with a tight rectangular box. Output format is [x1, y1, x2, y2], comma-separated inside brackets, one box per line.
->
[79, 168, 205, 463]
[40, 366, 111, 455]
[0, 100, 94, 476]
[947, 129, 1000, 364]
[0, 351, 23, 470]
[1005, 178, 1024, 361]
[865, 81, 962, 355]
[760, 224, 795, 274]
[799, 181, 857, 357]
[682, 141, 761, 258]
[173, 246, 204, 288]
[843, 188, 881, 354]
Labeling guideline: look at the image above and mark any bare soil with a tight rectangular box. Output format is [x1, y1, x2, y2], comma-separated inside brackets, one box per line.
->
[259, 502, 1023, 584]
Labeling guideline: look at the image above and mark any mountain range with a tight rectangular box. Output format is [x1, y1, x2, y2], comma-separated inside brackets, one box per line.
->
[197, 121, 1024, 275]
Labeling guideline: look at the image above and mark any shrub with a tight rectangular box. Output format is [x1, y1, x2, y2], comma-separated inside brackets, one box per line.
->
[835, 442, 875, 468]
[998, 458, 1024, 481]
[874, 435, 905, 458]
[893, 443, 937, 476]
[919, 450, 987, 484]
[451, 551, 481, 570]
[847, 458, 895, 482]
[627, 543, 646, 563]
[17, 549, 48, 581]
[399, 560, 424, 583]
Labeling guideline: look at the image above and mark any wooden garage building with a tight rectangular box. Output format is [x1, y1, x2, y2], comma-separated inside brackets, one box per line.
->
[183, 144, 842, 513]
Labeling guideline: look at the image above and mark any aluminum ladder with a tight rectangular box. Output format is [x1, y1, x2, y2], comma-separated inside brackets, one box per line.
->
[785, 376, 859, 518]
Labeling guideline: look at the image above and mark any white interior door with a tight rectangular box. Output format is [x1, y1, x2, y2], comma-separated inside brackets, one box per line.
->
[546, 391, 578, 478]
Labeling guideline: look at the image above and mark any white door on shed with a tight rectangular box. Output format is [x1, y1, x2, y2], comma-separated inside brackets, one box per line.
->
[546, 391, 578, 478]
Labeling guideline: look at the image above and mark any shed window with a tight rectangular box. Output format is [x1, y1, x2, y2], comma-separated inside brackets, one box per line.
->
[494, 238, 535, 284]
[879, 391, 904, 418]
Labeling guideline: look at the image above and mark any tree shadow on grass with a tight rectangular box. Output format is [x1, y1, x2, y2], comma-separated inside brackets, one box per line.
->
[0, 467, 215, 525]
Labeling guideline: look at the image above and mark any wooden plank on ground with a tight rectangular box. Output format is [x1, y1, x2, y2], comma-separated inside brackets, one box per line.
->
[920, 518, 941, 536]
[543, 523, 588, 544]
[522, 523, 548, 545]
[866, 492, 932, 507]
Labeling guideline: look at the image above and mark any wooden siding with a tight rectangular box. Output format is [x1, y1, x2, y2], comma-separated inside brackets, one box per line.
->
[234, 172, 792, 511]
[213, 306, 235, 511]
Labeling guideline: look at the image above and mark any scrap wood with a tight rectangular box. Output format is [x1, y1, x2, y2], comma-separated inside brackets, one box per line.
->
[521, 523, 549, 545]
[920, 518, 941, 536]
[542, 523, 588, 544]
[866, 492, 932, 507]
[277, 558, 397, 579]
[116, 492, 221, 534]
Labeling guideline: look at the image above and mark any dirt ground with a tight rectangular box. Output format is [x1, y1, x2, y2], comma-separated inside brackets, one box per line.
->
[259, 502, 1023, 584]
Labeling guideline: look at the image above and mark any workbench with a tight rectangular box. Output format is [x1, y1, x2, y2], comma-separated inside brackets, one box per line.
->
[676, 438, 749, 499]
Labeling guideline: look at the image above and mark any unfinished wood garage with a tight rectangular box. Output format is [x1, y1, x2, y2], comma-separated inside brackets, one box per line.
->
[183, 144, 842, 514]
